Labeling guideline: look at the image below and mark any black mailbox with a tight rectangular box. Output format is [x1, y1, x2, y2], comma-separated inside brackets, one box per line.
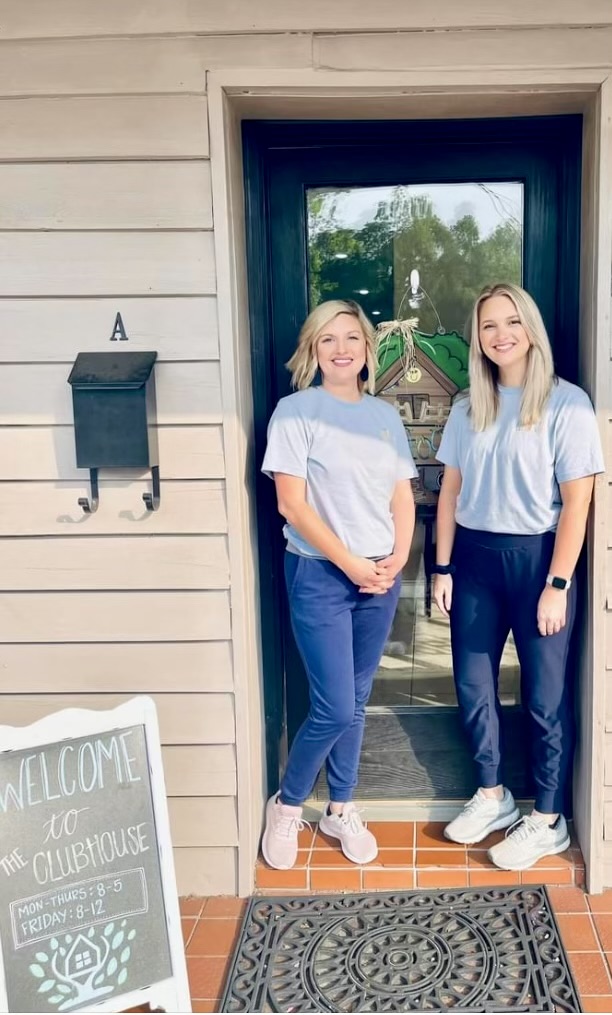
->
[67, 351, 160, 512]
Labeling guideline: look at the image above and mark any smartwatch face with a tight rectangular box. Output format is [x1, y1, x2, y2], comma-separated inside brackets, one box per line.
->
[551, 576, 568, 590]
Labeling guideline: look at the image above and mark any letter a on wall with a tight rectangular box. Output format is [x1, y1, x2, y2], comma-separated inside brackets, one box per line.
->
[0, 697, 191, 1013]
[110, 312, 129, 341]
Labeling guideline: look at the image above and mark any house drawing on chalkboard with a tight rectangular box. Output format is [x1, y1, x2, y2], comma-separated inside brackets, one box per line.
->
[64, 935, 100, 981]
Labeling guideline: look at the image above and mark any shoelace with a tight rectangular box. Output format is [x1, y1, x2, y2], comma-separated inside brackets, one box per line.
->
[337, 806, 366, 835]
[275, 814, 311, 839]
[462, 791, 487, 815]
[503, 814, 545, 842]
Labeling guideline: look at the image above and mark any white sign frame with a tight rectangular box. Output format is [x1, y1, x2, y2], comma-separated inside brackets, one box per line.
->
[0, 696, 191, 1014]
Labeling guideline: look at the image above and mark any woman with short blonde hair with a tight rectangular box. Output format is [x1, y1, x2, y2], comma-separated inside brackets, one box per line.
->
[260, 299, 416, 871]
[287, 298, 378, 393]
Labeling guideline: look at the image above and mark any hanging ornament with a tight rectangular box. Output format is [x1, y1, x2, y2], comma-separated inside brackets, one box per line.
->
[375, 316, 420, 390]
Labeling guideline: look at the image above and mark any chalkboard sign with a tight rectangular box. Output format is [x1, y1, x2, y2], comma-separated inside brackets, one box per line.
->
[0, 697, 190, 1013]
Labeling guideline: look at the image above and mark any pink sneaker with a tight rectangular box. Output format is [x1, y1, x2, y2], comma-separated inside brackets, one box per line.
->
[261, 794, 306, 870]
[318, 802, 378, 864]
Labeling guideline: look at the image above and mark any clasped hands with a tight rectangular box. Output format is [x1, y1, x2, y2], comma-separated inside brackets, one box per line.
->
[343, 553, 405, 595]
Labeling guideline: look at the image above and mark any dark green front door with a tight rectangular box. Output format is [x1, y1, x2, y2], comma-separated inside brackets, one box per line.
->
[244, 115, 582, 801]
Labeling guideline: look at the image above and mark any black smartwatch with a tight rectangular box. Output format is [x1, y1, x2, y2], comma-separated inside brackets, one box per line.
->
[432, 563, 456, 575]
[546, 574, 572, 591]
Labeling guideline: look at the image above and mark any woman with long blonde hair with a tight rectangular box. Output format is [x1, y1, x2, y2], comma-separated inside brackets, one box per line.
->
[260, 299, 416, 870]
[433, 282, 604, 870]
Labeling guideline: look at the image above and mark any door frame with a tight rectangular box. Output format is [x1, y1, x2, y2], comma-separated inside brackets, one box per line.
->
[206, 69, 611, 893]
[244, 114, 582, 803]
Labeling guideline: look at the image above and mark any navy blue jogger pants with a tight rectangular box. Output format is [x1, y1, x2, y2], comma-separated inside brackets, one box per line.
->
[450, 525, 577, 814]
[280, 552, 401, 807]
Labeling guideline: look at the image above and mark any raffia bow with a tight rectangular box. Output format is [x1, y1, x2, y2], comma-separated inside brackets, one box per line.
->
[375, 317, 419, 380]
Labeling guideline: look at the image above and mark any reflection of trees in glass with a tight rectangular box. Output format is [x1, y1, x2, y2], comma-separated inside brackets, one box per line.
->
[307, 186, 522, 337]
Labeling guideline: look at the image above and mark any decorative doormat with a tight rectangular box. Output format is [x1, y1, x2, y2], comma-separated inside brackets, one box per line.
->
[220, 886, 581, 1012]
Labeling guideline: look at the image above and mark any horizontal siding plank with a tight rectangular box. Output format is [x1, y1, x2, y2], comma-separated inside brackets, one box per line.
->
[1, 1, 611, 36]
[0, 363, 222, 424]
[315, 26, 612, 70]
[0, 693, 235, 743]
[0, 481, 227, 536]
[0, 95, 208, 159]
[0, 426, 225, 480]
[168, 797, 238, 847]
[0, 642, 234, 692]
[0, 592, 230, 641]
[163, 746, 236, 797]
[174, 847, 236, 897]
[0, 297, 219, 362]
[0, 232, 216, 296]
[0, 162, 212, 229]
[0, 535, 229, 590]
[0, 35, 313, 95]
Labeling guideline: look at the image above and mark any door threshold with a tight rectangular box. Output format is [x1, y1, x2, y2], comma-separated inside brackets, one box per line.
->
[302, 798, 534, 823]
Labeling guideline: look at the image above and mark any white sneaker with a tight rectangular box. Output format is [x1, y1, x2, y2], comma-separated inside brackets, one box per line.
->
[261, 794, 307, 870]
[488, 814, 570, 871]
[318, 802, 378, 864]
[444, 788, 520, 844]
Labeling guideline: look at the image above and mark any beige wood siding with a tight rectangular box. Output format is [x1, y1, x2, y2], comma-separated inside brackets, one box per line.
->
[0, 297, 219, 361]
[1, 0, 612, 36]
[0, 481, 227, 536]
[0, 96, 209, 159]
[0, 363, 222, 424]
[0, 163, 213, 229]
[0, 428, 225, 480]
[0, 644, 233, 693]
[0, 233, 216, 295]
[0, 35, 313, 95]
[0, 30, 237, 894]
[315, 27, 612, 71]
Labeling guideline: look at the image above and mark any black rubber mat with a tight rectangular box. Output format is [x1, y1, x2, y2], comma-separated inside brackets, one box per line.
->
[220, 886, 581, 1012]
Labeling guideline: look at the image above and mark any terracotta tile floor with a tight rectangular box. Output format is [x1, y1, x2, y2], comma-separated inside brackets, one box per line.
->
[255, 818, 586, 892]
[176, 823, 612, 1012]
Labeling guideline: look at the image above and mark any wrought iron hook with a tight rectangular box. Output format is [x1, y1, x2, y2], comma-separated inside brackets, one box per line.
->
[78, 468, 99, 514]
[142, 465, 161, 512]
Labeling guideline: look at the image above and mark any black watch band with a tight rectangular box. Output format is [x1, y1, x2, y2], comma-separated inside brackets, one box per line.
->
[432, 563, 456, 575]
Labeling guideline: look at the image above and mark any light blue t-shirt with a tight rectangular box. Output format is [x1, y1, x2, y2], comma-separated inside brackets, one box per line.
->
[436, 378, 604, 534]
[262, 387, 418, 557]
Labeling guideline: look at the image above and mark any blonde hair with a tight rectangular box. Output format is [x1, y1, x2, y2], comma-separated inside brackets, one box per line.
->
[467, 282, 555, 431]
[286, 299, 377, 394]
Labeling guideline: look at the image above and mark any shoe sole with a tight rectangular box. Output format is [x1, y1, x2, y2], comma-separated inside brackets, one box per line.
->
[444, 807, 520, 845]
[487, 834, 571, 871]
[318, 816, 378, 865]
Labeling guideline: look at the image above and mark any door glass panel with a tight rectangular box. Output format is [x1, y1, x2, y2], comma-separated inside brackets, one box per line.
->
[306, 182, 524, 709]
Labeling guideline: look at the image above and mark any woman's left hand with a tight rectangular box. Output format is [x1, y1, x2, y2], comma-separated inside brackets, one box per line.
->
[536, 586, 567, 637]
[359, 553, 406, 594]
